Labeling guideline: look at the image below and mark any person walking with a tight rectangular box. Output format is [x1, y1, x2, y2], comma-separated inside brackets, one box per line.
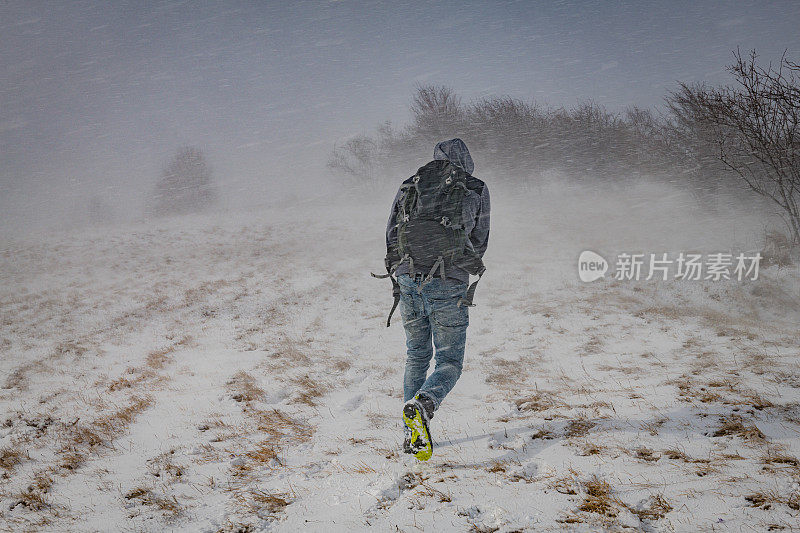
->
[378, 138, 490, 461]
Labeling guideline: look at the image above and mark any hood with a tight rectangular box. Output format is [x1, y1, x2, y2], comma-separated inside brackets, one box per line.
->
[433, 138, 474, 174]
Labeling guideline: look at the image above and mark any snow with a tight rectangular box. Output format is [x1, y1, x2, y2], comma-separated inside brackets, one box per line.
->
[1, 182, 799, 532]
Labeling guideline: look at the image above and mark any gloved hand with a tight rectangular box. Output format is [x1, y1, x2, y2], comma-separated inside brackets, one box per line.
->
[385, 249, 401, 274]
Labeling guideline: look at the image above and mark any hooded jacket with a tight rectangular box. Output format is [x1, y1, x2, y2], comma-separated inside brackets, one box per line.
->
[386, 138, 490, 284]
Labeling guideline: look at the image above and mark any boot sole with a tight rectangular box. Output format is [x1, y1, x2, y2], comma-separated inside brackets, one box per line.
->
[402, 403, 432, 461]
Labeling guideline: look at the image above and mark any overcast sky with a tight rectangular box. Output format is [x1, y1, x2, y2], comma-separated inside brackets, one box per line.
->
[2, 0, 800, 227]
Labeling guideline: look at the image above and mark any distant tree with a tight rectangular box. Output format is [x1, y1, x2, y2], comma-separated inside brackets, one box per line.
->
[327, 135, 379, 184]
[668, 50, 800, 242]
[152, 146, 218, 216]
[409, 85, 466, 143]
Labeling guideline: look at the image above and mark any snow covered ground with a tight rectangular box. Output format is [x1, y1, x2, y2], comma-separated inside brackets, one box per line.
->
[1, 181, 799, 532]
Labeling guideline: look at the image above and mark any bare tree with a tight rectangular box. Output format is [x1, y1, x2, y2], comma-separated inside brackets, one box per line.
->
[409, 85, 465, 143]
[668, 50, 800, 241]
[152, 146, 218, 216]
[327, 135, 379, 184]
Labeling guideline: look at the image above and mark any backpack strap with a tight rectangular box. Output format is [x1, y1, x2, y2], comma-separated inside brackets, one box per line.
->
[458, 265, 485, 307]
[416, 256, 445, 294]
[370, 253, 411, 327]
[399, 176, 421, 223]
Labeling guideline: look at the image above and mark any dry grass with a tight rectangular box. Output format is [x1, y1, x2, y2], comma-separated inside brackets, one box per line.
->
[146, 348, 173, 370]
[564, 418, 596, 438]
[332, 359, 351, 372]
[248, 489, 291, 514]
[630, 494, 673, 521]
[549, 475, 577, 495]
[514, 391, 559, 412]
[631, 446, 660, 462]
[745, 490, 800, 511]
[11, 486, 50, 512]
[227, 371, 266, 403]
[762, 451, 800, 468]
[416, 481, 452, 503]
[263, 335, 312, 369]
[124, 487, 182, 518]
[350, 461, 377, 474]
[245, 441, 280, 465]
[58, 451, 85, 471]
[640, 418, 668, 436]
[0, 447, 24, 471]
[8, 470, 54, 515]
[487, 461, 508, 473]
[662, 448, 690, 461]
[485, 358, 528, 389]
[59, 395, 153, 470]
[93, 395, 153, 441]
[54, 340, 89, 358]
[531, 427, 555, 440]
[578, 476, 618, 517]
[251, 408, 313, 444]
[108, 367, 158, 391]
[289, 374, 326, 407]
[578, 441, 604, 456]
[712, 415, 766, 443]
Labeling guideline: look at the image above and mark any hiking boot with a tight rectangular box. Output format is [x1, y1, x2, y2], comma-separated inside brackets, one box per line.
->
[402, 393, 435, 461]
[403, 424, 414, 454]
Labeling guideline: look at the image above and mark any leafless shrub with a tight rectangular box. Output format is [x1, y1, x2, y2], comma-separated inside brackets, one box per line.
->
[409, 85, 465, 144]
[667, 49, 800, 242]
[327, 135, 380, 184]
[150, 146, 218, 217]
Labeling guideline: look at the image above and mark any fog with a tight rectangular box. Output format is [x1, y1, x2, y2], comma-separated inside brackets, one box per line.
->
[2, 1, 800, 237]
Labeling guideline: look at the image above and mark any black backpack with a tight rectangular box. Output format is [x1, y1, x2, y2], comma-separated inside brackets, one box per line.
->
[373, 160, 485, 326]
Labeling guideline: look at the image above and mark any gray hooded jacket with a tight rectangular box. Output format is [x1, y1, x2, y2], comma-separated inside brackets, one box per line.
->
[386, 138, 490, 284]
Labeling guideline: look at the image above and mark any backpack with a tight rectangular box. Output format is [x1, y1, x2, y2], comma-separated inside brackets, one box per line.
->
[373, 159, 486, 327]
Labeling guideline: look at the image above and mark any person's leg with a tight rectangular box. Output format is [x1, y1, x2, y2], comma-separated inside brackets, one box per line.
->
[398, 275, 433, 403]
[416, 279, 468, 411]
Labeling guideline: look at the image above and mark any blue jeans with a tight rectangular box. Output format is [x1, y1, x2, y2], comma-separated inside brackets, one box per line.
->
[398, 273, 469, 411]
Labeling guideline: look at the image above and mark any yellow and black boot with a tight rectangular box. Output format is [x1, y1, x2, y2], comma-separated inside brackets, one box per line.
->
[402, 394, 435, 461]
